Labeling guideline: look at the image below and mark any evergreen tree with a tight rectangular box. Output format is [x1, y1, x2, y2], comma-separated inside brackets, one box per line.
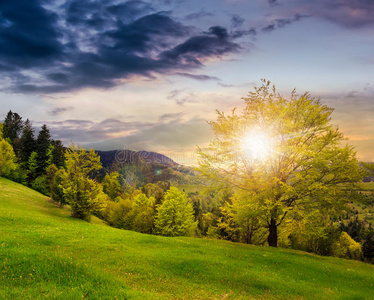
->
[362, 231, 374, 263]
[36, 124, 51, 175]
[28, 151, 38, 181]
[51, 139, 65, 168]
[3, 110, 23, 142]
[19, 119, 37, 165]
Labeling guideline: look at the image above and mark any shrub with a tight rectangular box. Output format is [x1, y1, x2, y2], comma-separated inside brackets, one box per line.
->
[333, 232, 362, 260]
[32, 175, 49, 196]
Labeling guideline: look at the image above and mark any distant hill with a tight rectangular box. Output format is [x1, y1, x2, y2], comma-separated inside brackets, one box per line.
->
[1, 177, 374, 299]
[96, 149, 177, 168]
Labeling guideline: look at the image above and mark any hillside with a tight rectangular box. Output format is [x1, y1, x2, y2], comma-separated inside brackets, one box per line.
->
[1, 177, 373, 299]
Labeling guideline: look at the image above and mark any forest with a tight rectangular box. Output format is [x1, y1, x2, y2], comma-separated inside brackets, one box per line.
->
[1, 82, 374, 264]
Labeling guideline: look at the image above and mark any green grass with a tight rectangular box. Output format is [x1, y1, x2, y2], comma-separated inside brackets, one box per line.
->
[359, 182, 374, 191]
[1, 177, 374, 299]
[175, 184, 206, 194]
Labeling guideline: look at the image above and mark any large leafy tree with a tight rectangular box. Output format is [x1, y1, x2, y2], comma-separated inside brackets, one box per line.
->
[61, 143, 107, 221]
[197, 80, 363, 247]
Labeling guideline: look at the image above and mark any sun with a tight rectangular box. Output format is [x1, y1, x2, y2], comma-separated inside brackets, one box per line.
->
[241, 130, 272, 160]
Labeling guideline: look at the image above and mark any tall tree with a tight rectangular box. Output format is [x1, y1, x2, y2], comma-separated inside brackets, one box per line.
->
[61, 143, 107, 221]
[3, 110, 23, 142]
[51, 139, 65, 168]
[197, 80, 364, 247]
[19, 119, 37, 165]
[36, 124, 51, 175]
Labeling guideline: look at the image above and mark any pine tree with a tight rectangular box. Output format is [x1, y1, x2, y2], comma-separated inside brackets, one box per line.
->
[51, 139, 65, 168]
[36, 124, 51, 175]
[3, 110, 23, 142]
[28, 151, 38, 181]
[19, 119, 37, 165]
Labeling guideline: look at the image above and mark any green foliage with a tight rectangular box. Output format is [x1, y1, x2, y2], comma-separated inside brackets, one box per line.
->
[51, 139, 65, 168]
[31, 175, 49, 196]
[0, 138, 17, 177]
[285, 209, 341, 256]
[46, 164, 66, 206]
[362, 231, 374, 263]
[107, 198, 133, 229]
[61, 143, 107, 221]
[132, 193, 156, 234]
[27, 151, 38, 180]
[0, 122, 3, 139]
[3, 110, 23, 142]
[36, 124, 51, 175]
[46, 144, 54, 166]
[19, 119, 36, 164]
[333, 232, 362, 260]
[154, 187, 197, 236]
[102, 172, 123, 200]
[197, 79, 364, 247]
[2, 177, 374, 300]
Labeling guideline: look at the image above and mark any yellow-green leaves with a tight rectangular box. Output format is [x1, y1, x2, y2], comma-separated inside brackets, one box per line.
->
[61, 143, 107, 221]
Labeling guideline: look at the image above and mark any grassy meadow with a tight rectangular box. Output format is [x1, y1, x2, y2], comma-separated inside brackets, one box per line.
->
[1, 177, 374, 299]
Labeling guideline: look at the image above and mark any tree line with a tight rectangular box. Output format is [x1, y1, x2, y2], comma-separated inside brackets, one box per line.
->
[1, 78, 374, 265]
[0, 111, 197, 237]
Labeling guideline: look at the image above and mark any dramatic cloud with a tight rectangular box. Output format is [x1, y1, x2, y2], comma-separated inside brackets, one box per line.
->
[0, 0, 62, 70]
[0, 0, 248, 94]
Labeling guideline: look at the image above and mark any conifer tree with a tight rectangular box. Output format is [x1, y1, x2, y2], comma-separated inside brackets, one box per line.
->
[3, 110, 23, 142]
[51, 139, 65, 168]
[19, 119, 37, 165]
[36, 124, 51, 175]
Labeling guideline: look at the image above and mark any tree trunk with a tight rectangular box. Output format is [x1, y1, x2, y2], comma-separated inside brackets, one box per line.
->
[268, 218, 278, 247]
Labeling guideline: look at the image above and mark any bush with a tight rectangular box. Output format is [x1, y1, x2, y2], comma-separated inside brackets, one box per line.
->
[32, 175, 49, 196]
[333, 232, 362, 260]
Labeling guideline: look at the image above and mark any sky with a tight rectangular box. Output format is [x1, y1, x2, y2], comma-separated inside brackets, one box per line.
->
[0, 0, 374, 164]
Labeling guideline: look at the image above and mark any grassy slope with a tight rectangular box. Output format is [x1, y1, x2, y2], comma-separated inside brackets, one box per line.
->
[1, 177, 374, 300]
